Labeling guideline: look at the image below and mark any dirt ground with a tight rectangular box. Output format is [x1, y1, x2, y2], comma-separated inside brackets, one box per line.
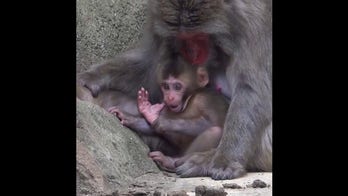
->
[116, 172, 272, 196]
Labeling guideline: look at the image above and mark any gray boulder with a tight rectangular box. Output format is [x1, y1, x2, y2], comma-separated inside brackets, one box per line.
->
[76, 99, 162, 195]
[77, 1, 168, 195]
[76, 0, 147, 73]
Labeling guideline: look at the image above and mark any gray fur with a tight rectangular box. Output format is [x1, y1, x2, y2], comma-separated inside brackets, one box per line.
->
[78, 0, 272, 180]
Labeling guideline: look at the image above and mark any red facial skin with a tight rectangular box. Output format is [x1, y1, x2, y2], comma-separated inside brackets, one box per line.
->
[177, 32, 210, 66]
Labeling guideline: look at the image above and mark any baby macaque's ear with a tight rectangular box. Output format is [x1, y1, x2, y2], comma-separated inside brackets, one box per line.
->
[197, 67, 209, 87]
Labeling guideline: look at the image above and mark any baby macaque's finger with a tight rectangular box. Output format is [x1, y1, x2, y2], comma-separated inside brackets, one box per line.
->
[145, 90, 149, 100]
[107, 106, 117, 113]
[139, 87, 147, 102]
[108, 107, 121, 117]
[138, 95, 146, 107]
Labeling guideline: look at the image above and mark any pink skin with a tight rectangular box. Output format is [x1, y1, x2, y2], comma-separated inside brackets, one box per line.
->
[137, 87, 165, 125]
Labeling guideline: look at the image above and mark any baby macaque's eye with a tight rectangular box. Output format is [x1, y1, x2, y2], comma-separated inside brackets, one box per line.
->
[162, 83, 170, 90]
[174, 83, 182, 91]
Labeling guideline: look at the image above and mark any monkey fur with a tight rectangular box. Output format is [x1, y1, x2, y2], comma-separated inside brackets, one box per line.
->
[77, 0, 272, 180]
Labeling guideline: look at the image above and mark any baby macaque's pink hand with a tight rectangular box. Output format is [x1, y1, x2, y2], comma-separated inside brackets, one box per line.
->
[138, 87, 150, 113]
[137, 87, 164, 124]
[107, 106, 131, 126]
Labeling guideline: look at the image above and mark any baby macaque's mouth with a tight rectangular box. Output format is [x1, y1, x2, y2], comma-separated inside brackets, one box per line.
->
[169, 104, 182, 112]
[170, 105, 179, 109]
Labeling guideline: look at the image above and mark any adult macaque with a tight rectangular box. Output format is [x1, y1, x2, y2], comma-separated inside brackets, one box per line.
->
[77, 0, 272, 180]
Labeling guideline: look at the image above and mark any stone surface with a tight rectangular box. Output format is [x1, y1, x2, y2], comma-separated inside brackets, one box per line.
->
[76, 0, 147, 73]
[165, 172, 272, 196]
[76, 99, 162, 195]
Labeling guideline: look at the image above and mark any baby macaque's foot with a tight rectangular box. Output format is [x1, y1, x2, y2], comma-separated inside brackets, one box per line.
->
[149, 151, 178, 172]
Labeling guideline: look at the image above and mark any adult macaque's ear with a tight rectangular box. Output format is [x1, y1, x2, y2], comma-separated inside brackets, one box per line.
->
[197, 67, 209, 87]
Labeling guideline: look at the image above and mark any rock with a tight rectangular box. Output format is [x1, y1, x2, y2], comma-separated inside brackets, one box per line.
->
[128, 190, 148, 196]
[76, 0, 147, 73]
[222, 183, 242, 189]
[246, 179, 268, 188]
[76, 99, 161, 195]
[153, 190, 162, 196]
[195, 185, 227, 196]
[166, 190, 188, 196]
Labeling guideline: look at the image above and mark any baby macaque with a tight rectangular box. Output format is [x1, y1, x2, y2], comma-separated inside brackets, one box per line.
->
[110, 58, 229, 171]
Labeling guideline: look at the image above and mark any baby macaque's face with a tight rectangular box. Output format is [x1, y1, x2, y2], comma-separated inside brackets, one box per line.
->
[160, 76, 186, 112]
